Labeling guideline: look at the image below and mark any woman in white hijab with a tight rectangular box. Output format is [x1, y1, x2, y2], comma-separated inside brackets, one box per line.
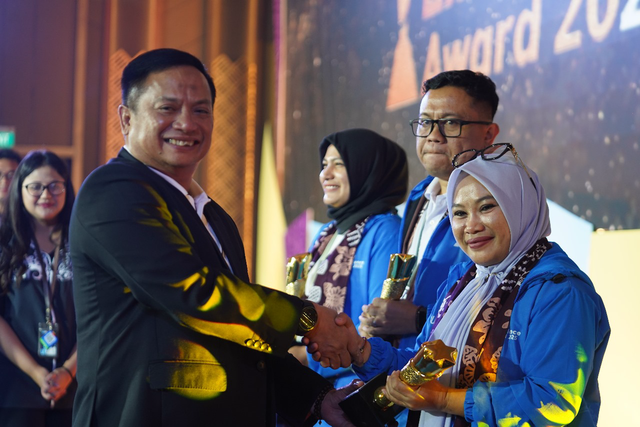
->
[350, 144, 610, 427]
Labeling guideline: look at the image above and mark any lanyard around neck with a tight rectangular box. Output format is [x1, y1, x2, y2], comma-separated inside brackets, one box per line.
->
[42, 244, 61, 325]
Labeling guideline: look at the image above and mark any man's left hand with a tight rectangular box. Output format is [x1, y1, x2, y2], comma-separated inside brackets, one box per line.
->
[321, 379, 363, 427]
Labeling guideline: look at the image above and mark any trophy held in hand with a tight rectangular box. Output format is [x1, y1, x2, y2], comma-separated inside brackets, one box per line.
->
[340, 340, 457, 427]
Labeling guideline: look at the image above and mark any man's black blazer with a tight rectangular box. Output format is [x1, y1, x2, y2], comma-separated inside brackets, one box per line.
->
[70, 149, 328, 427]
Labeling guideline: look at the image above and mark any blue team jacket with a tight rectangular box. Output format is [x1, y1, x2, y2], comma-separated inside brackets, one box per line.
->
[355, 243, 610, 426]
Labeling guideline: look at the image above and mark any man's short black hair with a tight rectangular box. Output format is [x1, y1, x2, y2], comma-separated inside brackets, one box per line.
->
[422, 70, 499, 119]
[0, 149, 21, 164]
[121, 48, 216, 109]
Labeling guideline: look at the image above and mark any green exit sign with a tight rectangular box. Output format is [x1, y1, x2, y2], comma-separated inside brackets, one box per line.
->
[0, 126, 16, 148]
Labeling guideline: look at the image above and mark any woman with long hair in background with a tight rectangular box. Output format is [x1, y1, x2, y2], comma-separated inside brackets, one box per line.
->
[0, 150, 77, 426]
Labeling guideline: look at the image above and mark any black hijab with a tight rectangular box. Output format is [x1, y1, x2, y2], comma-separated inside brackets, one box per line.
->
[319, 128, 408, 232]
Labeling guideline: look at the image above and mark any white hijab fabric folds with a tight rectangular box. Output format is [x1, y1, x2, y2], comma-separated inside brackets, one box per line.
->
[419, 154, 551, 427]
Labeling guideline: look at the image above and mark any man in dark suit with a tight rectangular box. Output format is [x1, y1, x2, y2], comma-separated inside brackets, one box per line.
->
[70, 48, 360, 427]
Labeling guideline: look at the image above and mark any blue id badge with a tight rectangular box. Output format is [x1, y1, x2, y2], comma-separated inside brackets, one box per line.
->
[38, 322, 58, 358]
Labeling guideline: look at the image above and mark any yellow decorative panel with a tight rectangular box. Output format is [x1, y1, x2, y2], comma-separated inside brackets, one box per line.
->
[589, 229, 640, 425]
[204, 54, 257, 277]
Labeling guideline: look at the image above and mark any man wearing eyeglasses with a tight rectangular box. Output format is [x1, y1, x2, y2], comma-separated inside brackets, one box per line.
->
[359, 70, 501, 352]
[0, 149, 21, 215]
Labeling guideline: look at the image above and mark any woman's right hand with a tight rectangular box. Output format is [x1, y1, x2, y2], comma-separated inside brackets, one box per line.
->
[305, 310, 368, 368]
[333, 312, 370, 367]
[30, 365, 55, 401]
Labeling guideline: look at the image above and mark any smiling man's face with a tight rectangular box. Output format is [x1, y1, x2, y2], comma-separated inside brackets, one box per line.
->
[119, 65, 214, 186]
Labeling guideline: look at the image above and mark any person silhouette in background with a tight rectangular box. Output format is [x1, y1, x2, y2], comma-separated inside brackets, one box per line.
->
[0, 150, 77, 427]
[0, 149, 21, 215]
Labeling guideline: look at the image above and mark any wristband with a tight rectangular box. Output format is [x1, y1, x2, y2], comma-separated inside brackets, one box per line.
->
[60, 365, 74, 379]
[312, 385, 333, 423]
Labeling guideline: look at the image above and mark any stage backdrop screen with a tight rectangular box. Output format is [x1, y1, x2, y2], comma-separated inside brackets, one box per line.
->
[280, 0, 640, 230]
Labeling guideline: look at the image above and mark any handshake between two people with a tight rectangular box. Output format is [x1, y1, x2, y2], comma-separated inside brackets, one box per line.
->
[290, 253, 417, 369]
[302, 303, 370, 369]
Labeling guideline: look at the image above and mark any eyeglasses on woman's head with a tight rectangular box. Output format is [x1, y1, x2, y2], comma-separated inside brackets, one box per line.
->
[451, 143, 537, 189]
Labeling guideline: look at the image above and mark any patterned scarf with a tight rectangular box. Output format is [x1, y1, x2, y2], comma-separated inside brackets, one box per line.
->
[305, 218, 368, 313]
[429, 239, 552, 427]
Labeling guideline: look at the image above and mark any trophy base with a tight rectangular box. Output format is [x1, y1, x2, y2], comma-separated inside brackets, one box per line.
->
[339, 373, 404, 427]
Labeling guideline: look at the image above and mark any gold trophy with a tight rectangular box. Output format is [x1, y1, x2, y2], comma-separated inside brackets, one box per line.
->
[285, 253, 311, 298]
[380, 254, 417, 300]
[340, 339, 457, 427]
[373, 339, 457, 409]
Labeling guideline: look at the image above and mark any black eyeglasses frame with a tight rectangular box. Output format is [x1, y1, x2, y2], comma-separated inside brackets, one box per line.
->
[409, 118, 493, 138]
[24, 181, 66, 197]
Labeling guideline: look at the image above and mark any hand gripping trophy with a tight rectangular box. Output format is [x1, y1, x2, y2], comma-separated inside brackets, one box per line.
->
[341, 339, 457, 427]
[340, 253, 457, 426]
[361, 253, 417, 328]
[374, 339, 457, 409]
